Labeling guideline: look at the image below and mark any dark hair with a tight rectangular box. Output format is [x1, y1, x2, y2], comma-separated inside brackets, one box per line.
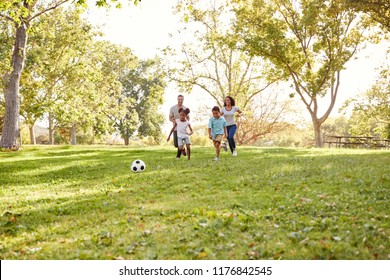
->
[224, 96, 235, 107]
[177, 94, 184, 98]
[179, 108, 190, 115]
[212, 106, 220, 112]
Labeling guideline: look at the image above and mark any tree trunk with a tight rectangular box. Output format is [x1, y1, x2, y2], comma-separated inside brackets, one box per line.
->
[92, 127, 95, 145]
[29, 125, 36, 145]
[49, 111, 54, 145]
[124, 137, 129, 146]
[0, 24, 28, 149]
[70, 125, 76, 145]
[312, 119, 324, 148]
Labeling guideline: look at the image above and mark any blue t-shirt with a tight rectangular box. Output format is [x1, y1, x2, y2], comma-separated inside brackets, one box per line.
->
[208, 116, 227, 138]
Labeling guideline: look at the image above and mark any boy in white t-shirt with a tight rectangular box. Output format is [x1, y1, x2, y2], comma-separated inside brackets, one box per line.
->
[167, 108, 193, 160]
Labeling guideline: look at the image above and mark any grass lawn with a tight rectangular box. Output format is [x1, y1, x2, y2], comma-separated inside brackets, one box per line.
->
[0, 145, 389, 260]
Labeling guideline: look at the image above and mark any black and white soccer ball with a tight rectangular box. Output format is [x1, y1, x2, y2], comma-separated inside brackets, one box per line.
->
[130, 159, 146, 173]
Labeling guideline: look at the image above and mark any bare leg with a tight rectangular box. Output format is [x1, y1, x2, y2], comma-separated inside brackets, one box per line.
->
[214, 141, 220, 157]
[186, 144, 191, 160]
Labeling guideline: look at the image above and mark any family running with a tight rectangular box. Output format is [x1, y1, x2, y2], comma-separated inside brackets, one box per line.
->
[168, 95, 243, 161]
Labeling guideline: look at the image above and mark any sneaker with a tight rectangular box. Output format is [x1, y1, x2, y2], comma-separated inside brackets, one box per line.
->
[182, 148, 186, 156]
[232, 149, 237, 157]
[213, 156, 219, 161]
[176, 157, 180, 160]
[221, 141, 228, 152]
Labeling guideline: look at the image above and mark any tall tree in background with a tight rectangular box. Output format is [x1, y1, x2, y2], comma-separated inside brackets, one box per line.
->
[87, 41, 137, 144]
[168, 0, 289, 144]
[52, 39, 129, 145]
[0, 0, 139, 150]
[345, 64, 390, 138]
[234, 0, 373, 147]
[118, 59, 166, 145]
[83, 40, 139, 145]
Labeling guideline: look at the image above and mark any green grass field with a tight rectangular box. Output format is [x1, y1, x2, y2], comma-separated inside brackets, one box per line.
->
[0, 145, 389, 260]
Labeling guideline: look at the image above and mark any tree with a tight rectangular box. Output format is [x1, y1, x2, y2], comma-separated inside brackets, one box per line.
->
[87, 41, 137, 144]
[17, 7, 96, 144]
[233, 0, 376, 147]
[235, 93, 293, 144]
[321, 116, 350, 137]
[81, 40, 139, 145]
[0, 16, 11, 134]
[51, 39, 127, 145]
[117, 58, 166, 145]
[0, 96, 4, 133]
[0, 0, 139, 149]
[168, 0, 288, 144]
[345, 64, 390, 138]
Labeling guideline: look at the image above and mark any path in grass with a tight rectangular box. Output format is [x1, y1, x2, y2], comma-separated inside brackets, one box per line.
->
[0, 146, 389, 259]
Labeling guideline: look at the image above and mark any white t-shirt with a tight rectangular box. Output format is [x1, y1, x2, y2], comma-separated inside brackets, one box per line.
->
[176, 119, 190, 138]
[169, 104, 187, 131]
[221, 106, 240, 126]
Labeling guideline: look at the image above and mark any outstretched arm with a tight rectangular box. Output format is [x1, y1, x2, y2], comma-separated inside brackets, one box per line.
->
[167, 124, 177, 141]
[188, 124, 193, 135]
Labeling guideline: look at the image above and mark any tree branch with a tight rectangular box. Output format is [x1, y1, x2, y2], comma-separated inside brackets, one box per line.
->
[320, 71, 340, 123]
[29, 0, 71, 22]
[0, 13, 17, 24]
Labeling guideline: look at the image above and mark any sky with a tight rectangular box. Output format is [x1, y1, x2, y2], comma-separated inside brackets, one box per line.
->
[86, 0, 389, 130]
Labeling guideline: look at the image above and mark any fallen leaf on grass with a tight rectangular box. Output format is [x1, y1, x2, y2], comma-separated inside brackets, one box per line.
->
[28, 247, 42, 252]
[332, 236, 342, 242]
[300, 238, 309, 244]
[289, 232, 301, 239]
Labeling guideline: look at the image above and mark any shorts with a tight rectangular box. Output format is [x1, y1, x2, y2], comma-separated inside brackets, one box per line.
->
[213, 134, 224, 142]
[178, 136, 191, 147]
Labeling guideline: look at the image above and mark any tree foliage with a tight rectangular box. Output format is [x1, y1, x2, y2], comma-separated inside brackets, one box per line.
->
[347, 0, 390, 31]
[346, 64, 390, 138]
[0, 0, 140, 149]
[233, 0, 372, 147]
[118, 58, 166, 144]
[17, 7, 97, 144]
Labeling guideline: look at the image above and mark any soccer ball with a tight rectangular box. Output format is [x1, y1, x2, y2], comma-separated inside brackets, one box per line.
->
[131, 159, 146, 173]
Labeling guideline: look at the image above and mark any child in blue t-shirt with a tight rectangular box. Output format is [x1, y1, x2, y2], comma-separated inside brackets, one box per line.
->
[208, 106, 228, 161]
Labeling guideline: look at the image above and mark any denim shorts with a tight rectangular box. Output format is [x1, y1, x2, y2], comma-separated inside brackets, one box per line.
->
[178, 136, 191, 146]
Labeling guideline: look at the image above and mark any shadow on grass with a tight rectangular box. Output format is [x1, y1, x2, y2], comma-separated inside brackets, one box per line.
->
[0, 148, 173, 187]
